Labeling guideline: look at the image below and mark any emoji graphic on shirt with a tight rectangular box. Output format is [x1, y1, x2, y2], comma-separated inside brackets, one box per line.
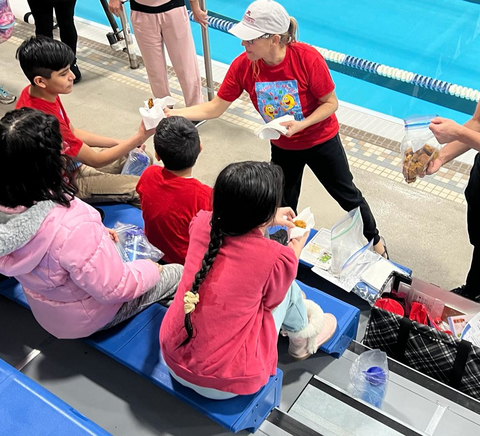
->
[255, 80, 303, 123]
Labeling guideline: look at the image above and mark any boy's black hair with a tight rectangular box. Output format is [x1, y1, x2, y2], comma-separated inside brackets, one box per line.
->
[16, 36, 75, 85]
[0, 108, 77, 208]
[154, 116, 201, 171]
[178, 161, 284, 347]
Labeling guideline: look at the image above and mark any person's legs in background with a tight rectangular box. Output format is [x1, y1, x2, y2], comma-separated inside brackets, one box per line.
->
[306, 134, 386, 256]
[53, 0, 81, 82]
[162, 7, 203, 107]
[454, 154, 480, 300]
[270, 143, 307, 213]
[26, 0, 54, 39]
[131, 11, 172, 99]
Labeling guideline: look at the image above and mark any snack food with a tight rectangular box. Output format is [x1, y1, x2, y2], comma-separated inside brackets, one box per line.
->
[148, 98, 154, 109]
[294, 219, 307, 229]
[402, 143, 439, 184]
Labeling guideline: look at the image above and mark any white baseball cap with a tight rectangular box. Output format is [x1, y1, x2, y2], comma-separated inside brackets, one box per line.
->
[228, 0, 290, 41]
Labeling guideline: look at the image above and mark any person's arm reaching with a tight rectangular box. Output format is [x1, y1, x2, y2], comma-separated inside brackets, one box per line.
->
[280, 91, 338, 137]
[75, 122, 153, 168]
[165, 95, 232, 121]
[71, 124, 120, 148]
[427, 101, 480, 174]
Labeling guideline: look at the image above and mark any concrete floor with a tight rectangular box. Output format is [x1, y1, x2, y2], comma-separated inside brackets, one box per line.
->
[0, 32, 472, 291]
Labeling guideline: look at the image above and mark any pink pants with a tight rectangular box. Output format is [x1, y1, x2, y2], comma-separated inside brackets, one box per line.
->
[131, 7, 203, 107]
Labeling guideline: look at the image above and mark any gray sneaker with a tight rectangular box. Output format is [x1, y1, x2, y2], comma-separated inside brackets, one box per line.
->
[0, 87, 16, 105]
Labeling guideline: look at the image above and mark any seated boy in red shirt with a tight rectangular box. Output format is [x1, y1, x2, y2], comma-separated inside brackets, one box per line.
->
[15, 36, 153, 207]
[137, 116, 212, 264]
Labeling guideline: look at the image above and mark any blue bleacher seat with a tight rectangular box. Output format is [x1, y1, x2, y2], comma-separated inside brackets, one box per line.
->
[0, 204, 363, 432]
[295, 280, 360, 358]
[0, 358, 111, 436]
[96, 203, 143, 229]
[86, 304, 282, 433]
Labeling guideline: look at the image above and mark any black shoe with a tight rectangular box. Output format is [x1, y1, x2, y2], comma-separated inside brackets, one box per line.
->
[451, 285, 480, 302]
[192, 120, 206, 128]
[71, 63, 82, 84]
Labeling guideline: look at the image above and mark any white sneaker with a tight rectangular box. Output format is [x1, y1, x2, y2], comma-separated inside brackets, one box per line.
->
[0, 87, 16, 105]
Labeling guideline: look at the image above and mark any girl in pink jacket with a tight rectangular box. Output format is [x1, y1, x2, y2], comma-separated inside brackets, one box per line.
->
[0, 108, 183, 339]
[160, 161, 337, 399]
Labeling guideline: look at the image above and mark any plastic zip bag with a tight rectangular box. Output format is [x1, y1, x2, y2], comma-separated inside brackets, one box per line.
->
[121, 148, 150, 176]
[349, 349, 389, 408]
[401, 115, 441, 184]
[330, 207, 365, 276]
[114, 221, 163, 262]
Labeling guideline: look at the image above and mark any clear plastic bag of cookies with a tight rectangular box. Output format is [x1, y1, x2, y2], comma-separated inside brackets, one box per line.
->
[400, 115, 441, 184]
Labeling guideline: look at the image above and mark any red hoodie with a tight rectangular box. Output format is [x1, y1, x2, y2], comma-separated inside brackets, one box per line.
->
[160, 211, 298, 395]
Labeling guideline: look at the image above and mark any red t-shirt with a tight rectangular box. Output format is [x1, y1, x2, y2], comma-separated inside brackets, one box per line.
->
[136, 165, 213, 264]
[218, 42, 338, 150]
[16, 86, 83, 158]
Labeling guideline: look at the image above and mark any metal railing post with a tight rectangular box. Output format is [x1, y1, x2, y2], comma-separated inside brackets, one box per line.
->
[119, 1, 139, 69]
[198, 0, 215, 101]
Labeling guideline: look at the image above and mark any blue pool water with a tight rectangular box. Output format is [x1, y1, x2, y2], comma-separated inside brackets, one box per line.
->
[76, 0, 480, 123]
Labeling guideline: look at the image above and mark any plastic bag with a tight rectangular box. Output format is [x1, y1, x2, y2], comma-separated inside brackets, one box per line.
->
[401, 115, 441, 184]
[0, 0, 14, 44]
[349, 349, 389, 408]
[121, 148, 150, 176]
[330, 207, 365, 276]
[113, 221, 163, 262]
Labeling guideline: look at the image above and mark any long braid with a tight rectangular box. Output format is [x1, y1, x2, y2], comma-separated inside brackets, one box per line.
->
[178, 218, 224, 347]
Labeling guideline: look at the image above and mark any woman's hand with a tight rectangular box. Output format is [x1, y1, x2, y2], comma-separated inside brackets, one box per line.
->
[107, 229, 119, 243]
[429, 117, 462, 144]
[108, 0, 122, 17]
[280, 119, 306, 137]
[273, 207, 296, 228]
[190, 1, 209, 28]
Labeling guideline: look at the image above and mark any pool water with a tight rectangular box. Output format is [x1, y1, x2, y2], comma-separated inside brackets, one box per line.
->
[76, 0, 480, 123]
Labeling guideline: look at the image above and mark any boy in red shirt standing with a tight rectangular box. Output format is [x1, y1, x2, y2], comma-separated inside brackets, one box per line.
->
[15, 36, 153, 207]
[137, 116, 212, 264]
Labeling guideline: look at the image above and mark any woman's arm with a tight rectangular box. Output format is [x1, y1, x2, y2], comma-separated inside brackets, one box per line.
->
[427, 101, 480, 174]
[166, 95, 232, 121]
[280, 91, 338, 137]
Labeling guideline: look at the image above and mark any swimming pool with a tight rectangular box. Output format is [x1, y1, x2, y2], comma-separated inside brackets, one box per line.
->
[76, 0, 480, 123]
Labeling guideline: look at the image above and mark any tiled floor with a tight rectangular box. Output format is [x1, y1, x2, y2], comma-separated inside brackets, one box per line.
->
[11, 19, 473, 205]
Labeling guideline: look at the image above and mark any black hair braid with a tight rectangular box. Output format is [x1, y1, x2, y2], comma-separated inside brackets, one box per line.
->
[177, 218, 224, 348]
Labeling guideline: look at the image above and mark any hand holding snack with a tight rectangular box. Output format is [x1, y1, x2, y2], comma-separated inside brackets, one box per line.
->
[400, 115, 442, 184]
[402, 143, 440, 183]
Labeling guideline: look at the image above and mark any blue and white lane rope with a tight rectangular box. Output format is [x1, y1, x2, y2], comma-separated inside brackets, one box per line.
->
[188, 11, 480, 103]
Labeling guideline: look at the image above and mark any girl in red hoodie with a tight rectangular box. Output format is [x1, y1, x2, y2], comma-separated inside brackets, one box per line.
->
[160, 161, 336, 399]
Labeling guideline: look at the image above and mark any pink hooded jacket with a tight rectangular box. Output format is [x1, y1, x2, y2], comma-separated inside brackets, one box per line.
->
[0, 198, 160, 339]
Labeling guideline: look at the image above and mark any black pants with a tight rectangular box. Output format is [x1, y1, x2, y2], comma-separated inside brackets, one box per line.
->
[464, 153, 480, 297]
[27, 0, 78, 55]
[271, 133, 380, 245]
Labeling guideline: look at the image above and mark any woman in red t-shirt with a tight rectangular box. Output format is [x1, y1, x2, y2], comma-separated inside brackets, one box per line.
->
[167, 0, 387, 257]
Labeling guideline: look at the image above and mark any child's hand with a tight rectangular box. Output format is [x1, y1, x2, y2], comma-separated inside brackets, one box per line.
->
[288, 231, 309, 259]
[274, 207, 295, 228]
[138, 121, 155, 139]
[107, 229, 119, 243]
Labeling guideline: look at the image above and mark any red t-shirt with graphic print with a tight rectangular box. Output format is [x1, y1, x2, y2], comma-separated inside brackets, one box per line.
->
[16, 86, 83, 158]
[218, 42, 338, 150]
